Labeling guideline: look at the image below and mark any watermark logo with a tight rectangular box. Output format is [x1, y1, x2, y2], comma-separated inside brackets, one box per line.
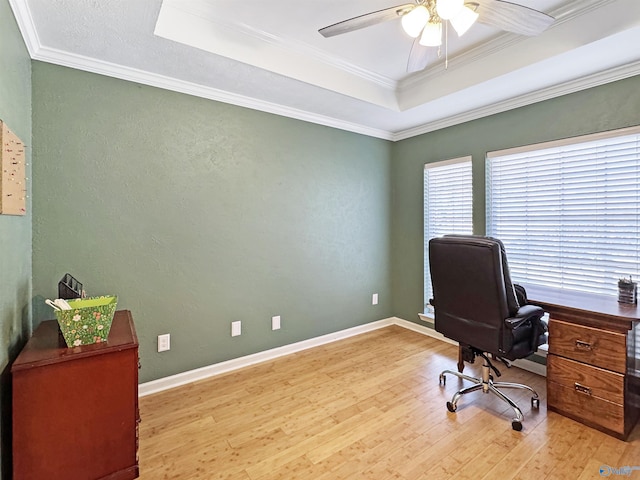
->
[600, 465, 640, 477]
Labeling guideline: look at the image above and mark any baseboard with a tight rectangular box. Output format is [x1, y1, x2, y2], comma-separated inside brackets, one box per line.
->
[139, 316, 546, 396]
[139, 318, 395, 396]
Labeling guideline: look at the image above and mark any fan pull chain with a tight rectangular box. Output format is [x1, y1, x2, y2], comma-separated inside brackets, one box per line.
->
[445, 21, 449, 69]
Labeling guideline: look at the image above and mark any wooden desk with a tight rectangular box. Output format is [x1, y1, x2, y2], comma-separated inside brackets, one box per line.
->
[525, 285, 640, 440]
[12, 310, 140, 479]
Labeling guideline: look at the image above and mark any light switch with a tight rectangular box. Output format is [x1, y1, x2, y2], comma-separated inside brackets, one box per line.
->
[231, 321, 242, 337]
[157, 334, 170, 352]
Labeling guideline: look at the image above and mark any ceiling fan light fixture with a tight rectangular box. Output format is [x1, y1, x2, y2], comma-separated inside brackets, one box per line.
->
[419, 21, 442, 47]
[450, 6, 479, 36]
[435, 0, 464, 20]
[401, 5, 430, 38]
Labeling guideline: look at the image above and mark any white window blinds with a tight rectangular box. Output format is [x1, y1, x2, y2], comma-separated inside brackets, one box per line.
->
[424, 157, 473, 307]
[486, 126, 640, 297]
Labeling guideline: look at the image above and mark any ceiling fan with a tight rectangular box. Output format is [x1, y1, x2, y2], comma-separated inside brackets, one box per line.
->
[318, 0, 555, 72]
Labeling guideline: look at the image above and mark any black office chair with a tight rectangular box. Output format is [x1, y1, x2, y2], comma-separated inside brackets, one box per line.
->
[428, 235, 547, 431]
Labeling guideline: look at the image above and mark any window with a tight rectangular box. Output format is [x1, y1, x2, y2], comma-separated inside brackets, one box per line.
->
[486, 126, 640, 297]
[424, 157, 473, 309]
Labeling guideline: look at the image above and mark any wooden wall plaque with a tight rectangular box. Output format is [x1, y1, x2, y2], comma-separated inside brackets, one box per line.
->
[0, 120, 27, 215]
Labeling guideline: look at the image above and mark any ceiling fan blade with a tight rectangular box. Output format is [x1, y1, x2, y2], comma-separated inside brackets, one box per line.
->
[474, 0, 555, 36]
[407, 38, 441, 73]
[319, 4, 415, 38]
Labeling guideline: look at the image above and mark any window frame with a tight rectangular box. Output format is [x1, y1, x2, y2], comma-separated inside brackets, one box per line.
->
[423, 156, 473, 313]
[486, 125, 640, 298]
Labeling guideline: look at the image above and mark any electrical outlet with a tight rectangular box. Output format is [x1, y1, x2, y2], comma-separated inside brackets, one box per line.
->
[372, 293, 379, 305]
[157, 334, 170, 352]
[231, 321, 242, 337]
[272, 315, 281, 330]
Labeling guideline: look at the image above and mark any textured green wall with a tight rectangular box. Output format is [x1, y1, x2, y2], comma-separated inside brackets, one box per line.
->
[24, 21, 640, 386]
[390, 75, 640, 322]
[0, 0, 32, 476]
[32, 63, 392, 383]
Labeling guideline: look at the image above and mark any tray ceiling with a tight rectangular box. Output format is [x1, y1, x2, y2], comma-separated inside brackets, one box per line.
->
[9, 0, 640, 140]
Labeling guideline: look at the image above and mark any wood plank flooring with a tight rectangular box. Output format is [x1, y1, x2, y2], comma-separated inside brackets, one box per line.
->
[138, 326, 640, 479]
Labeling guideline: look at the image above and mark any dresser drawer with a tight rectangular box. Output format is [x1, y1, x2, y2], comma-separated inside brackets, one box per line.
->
[547, 354, 624, 404]
[548, 319, 627, 373]
[548, 379, 625, 435]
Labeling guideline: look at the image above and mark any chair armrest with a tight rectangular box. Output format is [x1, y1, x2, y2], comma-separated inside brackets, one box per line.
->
[505, 305, 545, 329]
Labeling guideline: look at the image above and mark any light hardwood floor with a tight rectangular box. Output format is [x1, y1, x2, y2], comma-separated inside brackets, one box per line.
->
[138, 325, 640, 479]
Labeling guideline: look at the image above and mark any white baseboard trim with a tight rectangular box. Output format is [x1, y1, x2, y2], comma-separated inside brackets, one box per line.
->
[139, 318, 395, 397]
[139, 316, 546, 397]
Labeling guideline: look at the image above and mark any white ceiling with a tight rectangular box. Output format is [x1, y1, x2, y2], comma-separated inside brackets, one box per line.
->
[9, 0, 640, 140]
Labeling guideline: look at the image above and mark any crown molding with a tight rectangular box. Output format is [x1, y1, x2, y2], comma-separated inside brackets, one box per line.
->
[30, 45, 395, 141]
[8, 0, 40, 56]
[552, 0, 619, 20]
[392, 59, 640, 141]
[155, 0, 399, 109]
[8, 0, 640, 143]
[18, 42, 640, 144]
[399, 0, 615, 93]
[191, 12, 399, 92]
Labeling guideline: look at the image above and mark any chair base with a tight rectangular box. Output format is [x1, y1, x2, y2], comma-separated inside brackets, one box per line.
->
[439, 356, 540, 431]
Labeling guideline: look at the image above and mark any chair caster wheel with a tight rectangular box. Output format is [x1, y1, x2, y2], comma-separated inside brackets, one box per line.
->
[446, 402, 456, 412]
[439, 374, 446, 386]
[512, 420, 522, 431]
[531, 397, 540, 409]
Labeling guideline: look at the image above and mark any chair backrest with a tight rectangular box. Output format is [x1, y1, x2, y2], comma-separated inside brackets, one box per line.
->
[428, 235, 519, 355]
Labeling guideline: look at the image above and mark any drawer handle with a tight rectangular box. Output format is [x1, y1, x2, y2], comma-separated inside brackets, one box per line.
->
[574, 382, 592, 396]
[575, 340, 592, 351]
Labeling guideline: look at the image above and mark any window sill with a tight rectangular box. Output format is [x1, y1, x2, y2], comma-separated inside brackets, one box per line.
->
[418, 311, 434, 325]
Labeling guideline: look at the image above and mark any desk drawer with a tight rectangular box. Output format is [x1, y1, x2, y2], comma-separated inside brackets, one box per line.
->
[547, 354, 624, 404]
[548, 319, 626, 373]
[548, 379, 625, 435]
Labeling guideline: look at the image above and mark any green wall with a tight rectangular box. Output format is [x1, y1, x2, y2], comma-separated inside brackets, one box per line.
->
[0, 0, 32, 477]
[20, 7, 640, 386]
[390, 75, 640, 322]
[31, 63, 392, 383]
[0, 0, 635, 473]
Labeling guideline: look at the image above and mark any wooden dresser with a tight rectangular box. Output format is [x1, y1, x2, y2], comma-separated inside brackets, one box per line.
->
[12, 310, 140, 479]
[527, 286, 640, 440]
